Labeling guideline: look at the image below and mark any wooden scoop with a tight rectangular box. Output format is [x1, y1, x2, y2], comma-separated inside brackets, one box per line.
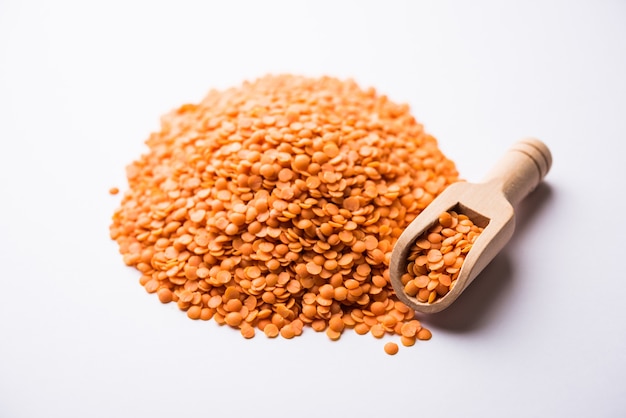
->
[390, 138, 552, 313]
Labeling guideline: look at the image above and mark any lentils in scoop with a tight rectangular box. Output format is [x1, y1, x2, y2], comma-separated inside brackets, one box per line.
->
[109, 74, 460, 354]
[401, 210, 484, 304]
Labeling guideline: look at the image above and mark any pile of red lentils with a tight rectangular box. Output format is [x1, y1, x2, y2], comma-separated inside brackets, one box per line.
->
[110, 74, 460, 354]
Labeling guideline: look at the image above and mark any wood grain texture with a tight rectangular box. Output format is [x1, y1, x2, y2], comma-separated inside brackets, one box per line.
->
[390, 139, 552, 313]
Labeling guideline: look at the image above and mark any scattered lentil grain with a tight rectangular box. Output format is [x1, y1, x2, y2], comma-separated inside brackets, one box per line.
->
[384, 342, 399, 355]
[110, 74, 456, 353]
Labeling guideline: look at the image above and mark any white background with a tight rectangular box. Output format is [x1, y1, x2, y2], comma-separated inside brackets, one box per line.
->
[1, 1, 625, 417]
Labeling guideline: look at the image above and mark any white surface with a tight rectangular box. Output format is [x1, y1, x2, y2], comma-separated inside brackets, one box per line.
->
[1, 1, 625, 417]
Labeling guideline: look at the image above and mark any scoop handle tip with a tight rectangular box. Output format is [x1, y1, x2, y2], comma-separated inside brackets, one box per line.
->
[484, 138, 552, 207]
[512, 138, 552, 180]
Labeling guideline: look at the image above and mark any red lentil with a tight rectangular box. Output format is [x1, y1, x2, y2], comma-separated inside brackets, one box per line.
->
[384, 342, 399, 355]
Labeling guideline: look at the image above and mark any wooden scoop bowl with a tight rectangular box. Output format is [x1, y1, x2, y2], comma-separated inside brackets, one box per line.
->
[390, 138, 552, 313]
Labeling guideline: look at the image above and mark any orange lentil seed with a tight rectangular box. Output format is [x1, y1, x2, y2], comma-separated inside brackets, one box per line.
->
[417, 328, 433, 341]
[110, 74, 460, 353]
[401, 335, 416, 347]
[240, 324, 256, 339]
[384, 342, 399, 355]
[264, 323, 280, 338]
[157, 288, 173, 304]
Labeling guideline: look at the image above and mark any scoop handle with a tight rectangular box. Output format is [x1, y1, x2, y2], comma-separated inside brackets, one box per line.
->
[482, 138, 552, 207]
